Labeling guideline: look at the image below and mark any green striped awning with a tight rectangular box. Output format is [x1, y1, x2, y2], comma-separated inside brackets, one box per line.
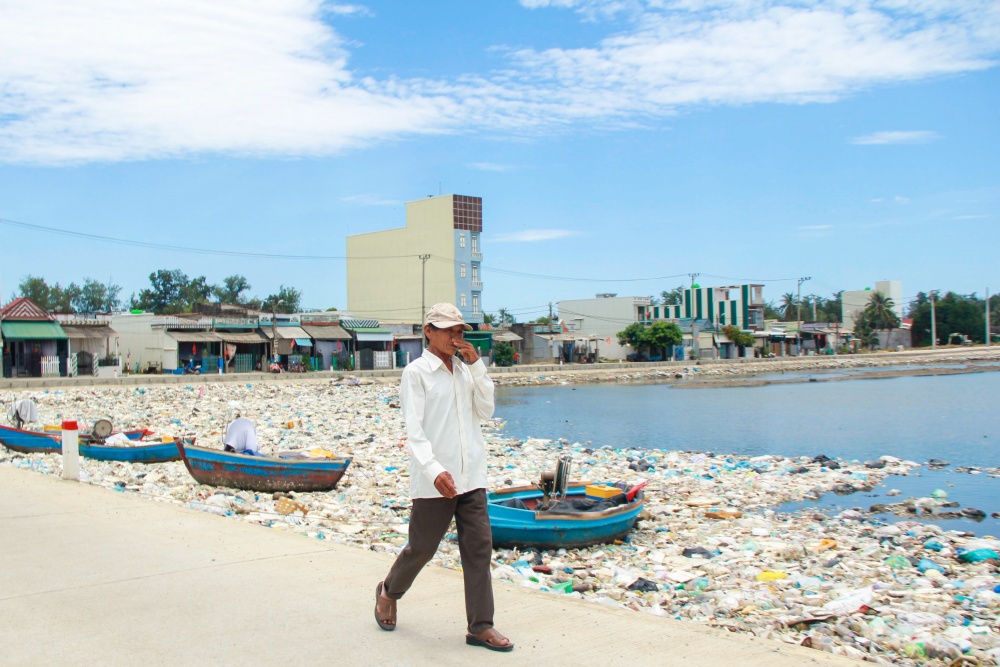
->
[1, 321, 68, 340]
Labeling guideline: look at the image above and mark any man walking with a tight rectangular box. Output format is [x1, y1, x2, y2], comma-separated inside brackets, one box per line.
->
[375, 303, 513, 652]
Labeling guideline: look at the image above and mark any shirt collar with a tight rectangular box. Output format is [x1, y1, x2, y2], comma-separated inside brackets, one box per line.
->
[421, 347, 457, 371]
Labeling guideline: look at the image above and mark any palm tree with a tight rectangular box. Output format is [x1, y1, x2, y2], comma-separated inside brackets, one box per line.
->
[864, 292, 901, 350]
[779, 292, 797, 321]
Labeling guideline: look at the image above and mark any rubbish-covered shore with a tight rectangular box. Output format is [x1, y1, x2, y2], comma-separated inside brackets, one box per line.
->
[2, 379, 999, 666]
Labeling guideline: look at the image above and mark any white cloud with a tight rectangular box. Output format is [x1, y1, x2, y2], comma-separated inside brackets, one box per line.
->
[467, 162, 519, 172]
[326, 4, 372, 17]
[797, 224, 833, 230]
[850, 130, 941, 145]
[340, 194, 400, 206]
[492, 229, 581, 242]
[894, 195, 910, 204]
[0, 0, 997, 164]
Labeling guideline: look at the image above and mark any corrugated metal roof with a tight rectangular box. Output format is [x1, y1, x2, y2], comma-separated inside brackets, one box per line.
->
[166, 331, 222, 343]
[215, 331, 268, 344]
[300, 324, 352, 340]
[61, 325, 115, 339]
[261, 325, 311, 340]
[1, 321, 68, 340]
[492, 331, 523, 342]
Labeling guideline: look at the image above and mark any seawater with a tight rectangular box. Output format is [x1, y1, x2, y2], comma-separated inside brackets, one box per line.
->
[495, 371, 1000, 533]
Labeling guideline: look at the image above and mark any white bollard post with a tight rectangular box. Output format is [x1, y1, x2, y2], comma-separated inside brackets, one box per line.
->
[62, 419, 80, 481]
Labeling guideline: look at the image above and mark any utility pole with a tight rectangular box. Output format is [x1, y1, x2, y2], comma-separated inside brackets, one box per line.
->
[419, 254, 430, 348]
[688, 272, 700, 288]
[548, 302, 555, 363]
[986, 287, 991, 347]
[812, 297, 818, 323]
[930, 290, 938, 349]
[797, 277, 811, 354]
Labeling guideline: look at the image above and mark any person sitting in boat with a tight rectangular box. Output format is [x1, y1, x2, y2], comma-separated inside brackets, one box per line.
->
[223, 417, 260, 456]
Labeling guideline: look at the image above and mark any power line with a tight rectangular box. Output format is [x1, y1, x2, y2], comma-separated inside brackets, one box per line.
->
[0, 217, 418, 261]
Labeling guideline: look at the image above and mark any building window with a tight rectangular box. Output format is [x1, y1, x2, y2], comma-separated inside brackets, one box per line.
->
[471, 234, 479, 253]
[460, 293, 467, 307]
[471, 265, 478, 282]
[472, 294, 479, 313]
[459, 233, 466, 248]
[460, 263, 466, 278]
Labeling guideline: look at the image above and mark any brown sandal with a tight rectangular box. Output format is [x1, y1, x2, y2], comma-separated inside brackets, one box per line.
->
[374, 581, 396, 631]
[466, 628, 514, 652]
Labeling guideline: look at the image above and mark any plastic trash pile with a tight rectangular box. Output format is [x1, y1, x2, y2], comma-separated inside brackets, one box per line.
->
[2, 379, 999, 665]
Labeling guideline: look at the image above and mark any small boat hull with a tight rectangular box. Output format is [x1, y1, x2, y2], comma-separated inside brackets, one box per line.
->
[177, 442, 350, 493]
[487, 482, 645, 550]
[0, 424, 181, 462]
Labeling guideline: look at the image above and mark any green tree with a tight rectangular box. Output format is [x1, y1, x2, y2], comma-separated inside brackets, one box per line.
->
[722, 324, 755, 350]
[762, 300, 782, 321]
[263, 285, 301, 313]
[17, 275, 52, 309]
[616, 322, 646, 356]
[213, 274, 251, 304]
[779, 292, 797, 321]
[531, 316, 552, 325]
[643, 321, 683, 359]
[493, 341, 515, 366]
[497, 307, 515, 324]
[864, 292, 901, 349]
[134, 269, 189, 314]
[910, 292, 985, 346]
[661, 285, 684, 306]
[482, 312, 496, 325]
[48, 282, 80, 312]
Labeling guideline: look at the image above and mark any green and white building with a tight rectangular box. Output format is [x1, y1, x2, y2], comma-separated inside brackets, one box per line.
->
[639, 284, 765, 330]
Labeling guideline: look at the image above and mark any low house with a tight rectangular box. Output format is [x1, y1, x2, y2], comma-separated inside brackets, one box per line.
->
[300, 322, 353, 370]
[1, 298, 69, 378]
[340, 318, 395, 370]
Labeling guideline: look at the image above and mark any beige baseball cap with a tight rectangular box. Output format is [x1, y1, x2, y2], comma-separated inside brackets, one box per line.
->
[425, 302, 473, 330]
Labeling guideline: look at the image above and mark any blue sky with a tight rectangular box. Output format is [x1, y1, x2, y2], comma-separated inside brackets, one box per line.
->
[1, 0, 998, 321]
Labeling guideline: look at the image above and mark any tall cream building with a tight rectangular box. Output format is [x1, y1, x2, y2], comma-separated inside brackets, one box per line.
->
[346, 194, 484, 325]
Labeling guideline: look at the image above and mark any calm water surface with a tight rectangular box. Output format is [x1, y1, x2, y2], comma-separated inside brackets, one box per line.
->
[495, 371, 1000, 533]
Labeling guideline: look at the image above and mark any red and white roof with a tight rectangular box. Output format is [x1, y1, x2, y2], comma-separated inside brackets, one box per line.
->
[0, 297, 55, 321]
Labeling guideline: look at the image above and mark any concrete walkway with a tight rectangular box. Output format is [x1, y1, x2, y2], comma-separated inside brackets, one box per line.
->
[0, 466, 859, 667]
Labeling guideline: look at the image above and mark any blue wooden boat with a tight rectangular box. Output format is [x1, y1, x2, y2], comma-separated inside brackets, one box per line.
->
[176, 442, 351, 492]
[487, 482, 645, 550]
[0, 423, 185, 463]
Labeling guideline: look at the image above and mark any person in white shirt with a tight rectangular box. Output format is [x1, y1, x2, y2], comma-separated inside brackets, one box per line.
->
[375, 303, 513, 652]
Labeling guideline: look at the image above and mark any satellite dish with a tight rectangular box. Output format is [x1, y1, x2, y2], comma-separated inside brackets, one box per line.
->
[91, 418, 113, 440]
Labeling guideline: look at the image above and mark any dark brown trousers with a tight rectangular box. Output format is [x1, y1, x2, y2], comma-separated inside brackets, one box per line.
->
[383, 488, 495, 635]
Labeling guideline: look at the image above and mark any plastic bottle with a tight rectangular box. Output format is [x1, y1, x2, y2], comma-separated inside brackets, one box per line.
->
[885, 555, 910, 569]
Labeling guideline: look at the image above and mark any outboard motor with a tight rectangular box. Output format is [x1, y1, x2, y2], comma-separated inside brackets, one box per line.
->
[90, 418, 113, 445]
[538, 455, 572, 509]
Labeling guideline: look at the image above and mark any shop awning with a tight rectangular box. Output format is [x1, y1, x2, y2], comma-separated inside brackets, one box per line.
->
[294, 338, 313, 347]
[300, 324, 352, 340]
[355, 331, 394, 343]
[491, 331, 523, 342]
[58, 325, 114, 340]
[166, 331, 221, 343]
[1, 321, 67, 340]
[215, 331, 268, 344]
[261, 326, 311, 340]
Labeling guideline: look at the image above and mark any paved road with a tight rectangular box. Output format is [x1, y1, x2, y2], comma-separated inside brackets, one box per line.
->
[0, 464, 857, 666]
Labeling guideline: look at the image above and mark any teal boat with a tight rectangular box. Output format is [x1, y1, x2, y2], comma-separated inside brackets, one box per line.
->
[487, 482, 645, 550]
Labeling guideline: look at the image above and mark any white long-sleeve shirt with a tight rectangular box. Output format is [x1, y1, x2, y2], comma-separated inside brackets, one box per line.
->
[399, 348, 495, 499]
